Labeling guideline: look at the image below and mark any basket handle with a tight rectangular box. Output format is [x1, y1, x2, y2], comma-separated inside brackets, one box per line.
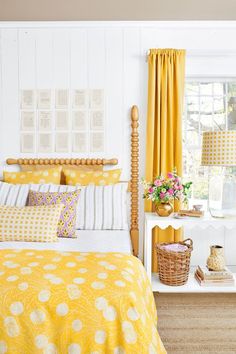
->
[183, 238, 193, 248]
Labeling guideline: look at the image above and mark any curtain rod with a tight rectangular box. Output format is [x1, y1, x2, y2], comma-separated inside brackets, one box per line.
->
[146, 49, 236, 59]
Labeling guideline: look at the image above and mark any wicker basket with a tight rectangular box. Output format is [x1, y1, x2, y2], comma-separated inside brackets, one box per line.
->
[156, 238, 193, 286]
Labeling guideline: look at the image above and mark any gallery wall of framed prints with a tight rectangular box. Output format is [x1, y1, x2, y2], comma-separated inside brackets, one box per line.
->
[20, 89, 105, 154]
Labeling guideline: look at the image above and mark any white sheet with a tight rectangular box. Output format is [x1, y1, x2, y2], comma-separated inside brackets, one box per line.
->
[0, 230, 132, 253]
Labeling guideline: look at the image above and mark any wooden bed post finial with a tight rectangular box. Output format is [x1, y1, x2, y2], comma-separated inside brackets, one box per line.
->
[131, 105, 139, 257]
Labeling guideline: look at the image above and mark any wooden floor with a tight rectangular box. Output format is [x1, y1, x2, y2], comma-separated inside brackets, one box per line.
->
[155, 293, 236, 354]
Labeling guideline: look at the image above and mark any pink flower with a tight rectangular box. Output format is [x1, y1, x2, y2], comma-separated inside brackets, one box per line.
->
[154, 179, 162, 187]
[160, 192, 166, 199]
[168, 189, 174, 195]
[178, 185, 183, 190]
[148, 187, 154, 193]
[167, 172, 173, 179]
[174, 184, 179, 190]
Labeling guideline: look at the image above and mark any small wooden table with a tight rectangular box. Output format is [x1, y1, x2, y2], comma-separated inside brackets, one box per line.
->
[144, 212, 236, 293]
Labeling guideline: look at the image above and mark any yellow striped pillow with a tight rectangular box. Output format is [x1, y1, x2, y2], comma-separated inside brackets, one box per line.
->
[0, 205, 63, 242]
[3, 167, 62, 185]
[63, 168, 122, 186]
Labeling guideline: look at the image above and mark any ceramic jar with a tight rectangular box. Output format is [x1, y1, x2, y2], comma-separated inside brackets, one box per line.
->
[207, 245, 225, 271]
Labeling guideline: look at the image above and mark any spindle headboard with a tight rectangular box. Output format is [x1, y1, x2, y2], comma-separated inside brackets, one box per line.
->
[6, 105, 139, 256]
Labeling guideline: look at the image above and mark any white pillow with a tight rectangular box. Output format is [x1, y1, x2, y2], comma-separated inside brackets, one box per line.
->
[77, 183, 129, 230]
[0, 181, 129, 230]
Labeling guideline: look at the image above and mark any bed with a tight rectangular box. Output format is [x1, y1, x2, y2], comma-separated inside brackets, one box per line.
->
[0, 106, 166, 353]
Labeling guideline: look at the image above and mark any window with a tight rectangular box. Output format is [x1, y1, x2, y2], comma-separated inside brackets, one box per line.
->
[183, 81, 236, 208]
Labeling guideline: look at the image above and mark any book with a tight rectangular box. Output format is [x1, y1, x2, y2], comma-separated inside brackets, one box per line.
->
[197, 265, 234, 281]
[178, 210, 204, 218]
[195, 271, 235, 287]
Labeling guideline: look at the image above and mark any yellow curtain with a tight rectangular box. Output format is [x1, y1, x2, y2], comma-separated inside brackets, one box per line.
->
[145, 49, 186, 272]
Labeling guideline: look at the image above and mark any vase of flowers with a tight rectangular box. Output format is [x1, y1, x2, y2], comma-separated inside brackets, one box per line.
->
[142, 169, 192, 217]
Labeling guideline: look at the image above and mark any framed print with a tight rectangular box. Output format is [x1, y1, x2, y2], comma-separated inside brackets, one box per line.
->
[55, 132, 69, 152]
[38, 133, 52, 153]
[55, 111, 69, 130]
[55, 89, 68, 109]
[90, 110, 104, 131]
[90, 132, 104, 152]
[38, 111, 52, 131]
[72, 90, 87, 109]
[21, 133, 35, 153]
[21, 111, 35, 131]
[90, 89, 104, 109]
[73, 132, 87, 153]
[38, 90, 52, 109]
[21, 90, 35, 109]
[72, 111, 87, 130]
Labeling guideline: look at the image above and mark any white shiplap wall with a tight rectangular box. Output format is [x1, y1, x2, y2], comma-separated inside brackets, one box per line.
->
[1, 21, 236, 263]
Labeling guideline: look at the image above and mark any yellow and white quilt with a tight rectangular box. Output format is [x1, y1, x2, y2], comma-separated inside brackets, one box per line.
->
[0, 249, 166, 354]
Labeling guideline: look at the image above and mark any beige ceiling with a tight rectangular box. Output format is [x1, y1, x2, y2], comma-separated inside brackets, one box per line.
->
[0, 0, 236, 21]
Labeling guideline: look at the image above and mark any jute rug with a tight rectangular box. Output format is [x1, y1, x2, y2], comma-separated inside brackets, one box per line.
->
[155, 293, 236, 354]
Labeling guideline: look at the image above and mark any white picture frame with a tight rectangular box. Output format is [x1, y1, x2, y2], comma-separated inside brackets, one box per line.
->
[55, 111, 69, 131]
[73, 132, 87, 153]
[55, 132, 69, 153]
[38, 111, 52, 131]
[38, 89, 52, 109]
[90, 132, 104, 152]
[90, 110, 104, 131]
[90, 89, 104, 109]
[21, 111, 35, 131]
[55, 89, 68, 109]
[21, 133, 35, 153]
[21, 90, 35, 109]
[72, 110, 87, 130]
[72, 89, 87, 109]
[38, 133, 53, 153]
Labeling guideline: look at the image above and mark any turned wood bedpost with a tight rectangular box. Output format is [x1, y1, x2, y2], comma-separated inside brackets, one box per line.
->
[130, 105, 139, 257]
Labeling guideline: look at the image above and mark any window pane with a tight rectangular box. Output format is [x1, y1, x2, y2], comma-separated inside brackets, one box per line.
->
[200, 82, 213, 95]
[186, 82, 199, 95]
[213, 97, 226, 130]
[213, 113, 226, 131]
[186, 130, 199, 146]
[200, 96, 212, 131]
[186, 96, 199, 113]
[200, 114, 212, 131]
[213, 83, 225, 96]
[228, 83, 236, 98]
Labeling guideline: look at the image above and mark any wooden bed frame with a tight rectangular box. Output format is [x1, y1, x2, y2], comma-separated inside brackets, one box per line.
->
[6, 105, 139, 257]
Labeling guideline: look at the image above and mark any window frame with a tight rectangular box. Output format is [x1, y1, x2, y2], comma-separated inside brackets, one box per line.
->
[183, 77, 236, 204]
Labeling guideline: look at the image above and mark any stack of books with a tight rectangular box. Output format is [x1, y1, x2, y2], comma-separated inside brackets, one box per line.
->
[195, 265, 235, 287]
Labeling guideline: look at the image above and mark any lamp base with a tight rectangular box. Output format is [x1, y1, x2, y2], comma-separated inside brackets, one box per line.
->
[209, 174, 236, 218]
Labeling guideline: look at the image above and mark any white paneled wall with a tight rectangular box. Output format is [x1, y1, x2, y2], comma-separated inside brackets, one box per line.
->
[1, 21, 236, 262]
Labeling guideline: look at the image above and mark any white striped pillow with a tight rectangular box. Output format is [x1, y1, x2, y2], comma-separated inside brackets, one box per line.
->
[0, 181, 128, 230]
[77, 183, 129, 230]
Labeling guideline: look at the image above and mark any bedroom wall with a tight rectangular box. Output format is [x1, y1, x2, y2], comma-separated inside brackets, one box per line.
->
[1, 21, 236, 265]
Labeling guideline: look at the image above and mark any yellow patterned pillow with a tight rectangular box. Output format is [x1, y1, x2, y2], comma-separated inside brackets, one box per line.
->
[63, 168, 122, 186]
[3, 167, 62, 185]
[0, 205, 63, 242]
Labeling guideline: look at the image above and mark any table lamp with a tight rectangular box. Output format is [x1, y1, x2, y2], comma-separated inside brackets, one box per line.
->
[201, 131, 236, 217]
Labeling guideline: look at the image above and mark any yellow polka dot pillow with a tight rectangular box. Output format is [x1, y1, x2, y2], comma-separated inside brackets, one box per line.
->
[3, 167, 62, 185]
[0, 204, 63, 242]
[63, 168, 122, 186]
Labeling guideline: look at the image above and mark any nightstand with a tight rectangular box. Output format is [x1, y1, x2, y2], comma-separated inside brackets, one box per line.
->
[144, 212, 236, 293]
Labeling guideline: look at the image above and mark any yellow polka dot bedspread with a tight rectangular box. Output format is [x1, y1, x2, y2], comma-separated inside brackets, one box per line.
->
[0, 249, 166, 354]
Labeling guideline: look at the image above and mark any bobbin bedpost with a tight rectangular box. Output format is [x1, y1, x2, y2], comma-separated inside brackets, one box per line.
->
[130, 105, 139, 257]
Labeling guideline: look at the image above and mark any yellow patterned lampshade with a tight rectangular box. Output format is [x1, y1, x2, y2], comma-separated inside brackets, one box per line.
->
[201, 131, 236, 166]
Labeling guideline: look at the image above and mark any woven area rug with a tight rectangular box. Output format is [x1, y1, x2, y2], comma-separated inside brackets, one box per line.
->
[155, 293, 236, 354]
